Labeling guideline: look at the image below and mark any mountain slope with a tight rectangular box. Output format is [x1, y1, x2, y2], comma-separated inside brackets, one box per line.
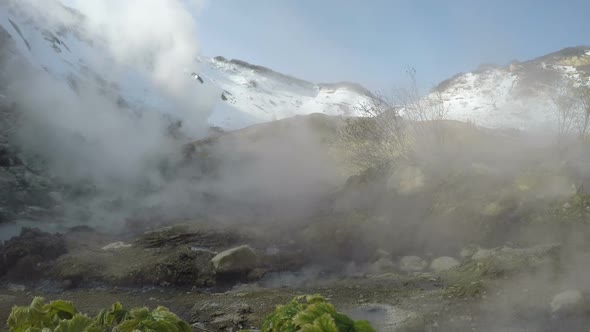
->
[0, 0, 375, 130]
[198, 56, 375, 128]
[430, 46, 590, 130]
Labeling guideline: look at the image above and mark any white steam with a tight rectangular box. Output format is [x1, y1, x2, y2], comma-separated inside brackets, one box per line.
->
[17, 0, 209, 132]
[0, 0, 218, 228]
[66, 0, 205, 121]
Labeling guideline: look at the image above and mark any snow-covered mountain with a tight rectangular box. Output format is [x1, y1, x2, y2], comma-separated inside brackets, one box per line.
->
[429, 47, 590, 130]
[0, 0, 374, 130]
[2, 0, 590, 133]
[198, 56, 375, 128]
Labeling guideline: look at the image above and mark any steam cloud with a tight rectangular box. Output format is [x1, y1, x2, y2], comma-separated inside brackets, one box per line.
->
[1, 0, 216, 228]
[1, 0, 341, 231]
[18, 0, 210, 131]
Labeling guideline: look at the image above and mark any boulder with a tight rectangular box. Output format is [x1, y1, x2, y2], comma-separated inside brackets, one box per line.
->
[399, 256, 427, 272]
[430, 256, 460, 272]
[211, 245, 258, 274]
[550, 290, 585, 315]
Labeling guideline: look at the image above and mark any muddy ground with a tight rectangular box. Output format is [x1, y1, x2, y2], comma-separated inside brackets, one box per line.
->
[0, 225, 587, 332]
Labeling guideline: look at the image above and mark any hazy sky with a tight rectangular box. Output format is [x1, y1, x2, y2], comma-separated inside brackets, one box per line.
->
[197, 0, 590, 91]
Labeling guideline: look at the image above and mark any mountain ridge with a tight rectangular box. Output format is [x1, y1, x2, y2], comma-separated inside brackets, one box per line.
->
[2, 0, 590, 132]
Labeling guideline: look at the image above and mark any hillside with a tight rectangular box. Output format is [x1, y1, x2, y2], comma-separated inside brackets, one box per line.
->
[431, 46, 590, 130]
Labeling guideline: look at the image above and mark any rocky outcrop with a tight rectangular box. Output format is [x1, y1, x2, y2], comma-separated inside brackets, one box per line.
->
[0, 98, 62, 225]
[54, 233, 217, 288]
[0, 227, 67, 279]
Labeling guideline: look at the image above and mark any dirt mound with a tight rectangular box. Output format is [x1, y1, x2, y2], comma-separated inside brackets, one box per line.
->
[53, 226, 222, 288]
[0, 227, 67, 280]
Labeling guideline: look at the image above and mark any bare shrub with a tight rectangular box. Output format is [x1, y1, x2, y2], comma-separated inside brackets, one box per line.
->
[340, 68, 449, 169]
[550, 78, 590, 139]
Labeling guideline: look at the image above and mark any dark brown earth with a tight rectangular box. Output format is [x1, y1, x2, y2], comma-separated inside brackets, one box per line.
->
[0, 225, 585, 332]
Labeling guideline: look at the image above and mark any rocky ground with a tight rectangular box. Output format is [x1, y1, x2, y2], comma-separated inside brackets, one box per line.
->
[0, 224, 588, 332]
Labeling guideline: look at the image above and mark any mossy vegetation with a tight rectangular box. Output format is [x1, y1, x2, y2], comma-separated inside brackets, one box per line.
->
[6, 297, 191, 332]
[260, 295, 375, 332]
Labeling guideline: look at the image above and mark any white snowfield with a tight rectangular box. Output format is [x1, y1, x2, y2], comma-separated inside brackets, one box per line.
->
[429, 56, 590, 131]
[198, 56, 376, 129]
[1, 0, 590, 132]
[431, 70, 553, 130]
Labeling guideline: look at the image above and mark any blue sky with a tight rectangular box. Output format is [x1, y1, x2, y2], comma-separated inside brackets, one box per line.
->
[197, 0, 590, 91]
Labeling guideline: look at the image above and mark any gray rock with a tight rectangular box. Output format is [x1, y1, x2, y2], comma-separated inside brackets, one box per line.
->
[211, 245, 258, 274]
[550, 289, 585, 314]
[430, 256, 460, 272]
[399, 256, 427, 272]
